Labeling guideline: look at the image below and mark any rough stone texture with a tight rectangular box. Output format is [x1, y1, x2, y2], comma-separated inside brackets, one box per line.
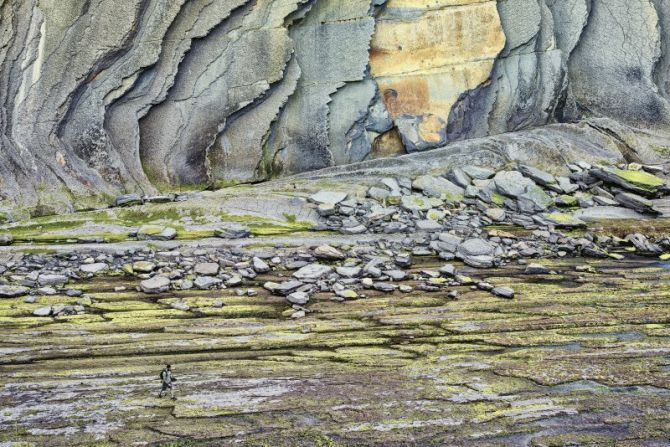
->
[3, 257, 669, 444]
[2, 0, 670, 213]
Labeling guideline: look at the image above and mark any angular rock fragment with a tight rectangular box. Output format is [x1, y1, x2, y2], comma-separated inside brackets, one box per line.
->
[336, 289, 358, 299]
[194, 263, 219, 276]
[0, 285, 29, 298]
[194, 276, 222, 290]
[593, 168, 666, 196]
[493, 171, 534, 198]
[415, 220, 443, 232]
[80, 263, 109, 274]
[447, 168, 471, 188]
[373, 282, 398, 293]
[137, 225, 177, 241]
[525, 264, 550, 274]
[400, 195, 434, 212]
[626, 233, 663, 255]
[33, 306, 53, 317]
[171, 301, 190, 311]
[287, 291, 310, 305]
[574, 206, 647, 221]
[518, 165, 556, 187]
[132, 261, 156, 273]
[413, 176, 464, 202]
[38, 274, 69, 286]
[140, 276, 170, 294]
[492, 286, 515, 299]
[557, 177, 579, 194]
[463, 166, 495, 180]
[215, 225, 251, 239]
[264, 280, 304, 296]
[114, 194, 143, 207]
[485, 207, 506, 221]
[309, 191, 348, 205]
[457, 238, 496, 268]
[614, 192, 661, 215]
[314, 245, 345, 260]
[336, 266, 362, 278]
[395, 114, 447, 153]
[367, 186, 391, 201]
[252, 257, 271, 273]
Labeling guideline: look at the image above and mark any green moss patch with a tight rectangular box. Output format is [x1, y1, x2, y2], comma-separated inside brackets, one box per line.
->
[611, 168, 665, 190]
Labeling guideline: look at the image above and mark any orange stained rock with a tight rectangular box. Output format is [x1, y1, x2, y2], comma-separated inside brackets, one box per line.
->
[417, 114, 446, 143]
[370, 0, 505, 121]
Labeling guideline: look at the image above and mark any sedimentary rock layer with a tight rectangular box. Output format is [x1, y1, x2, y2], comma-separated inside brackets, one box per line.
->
[1, 0, 669, 213]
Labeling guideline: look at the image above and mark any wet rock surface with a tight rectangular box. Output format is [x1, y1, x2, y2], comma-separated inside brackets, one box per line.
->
[0, 256, 669, 445]
[0, 160, 669, 444]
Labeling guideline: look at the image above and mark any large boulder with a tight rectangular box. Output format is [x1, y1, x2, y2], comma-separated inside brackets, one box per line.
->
[412, 176, 464, 202]
[614, 192, 661, 215]
[493, 171, 535, 198]
[456, 238, 496, 268]
[0, 285, 29, 298]
[140, 276, 171, 294]
[293, 264, 333, 281]
[395, 114, 448, 153]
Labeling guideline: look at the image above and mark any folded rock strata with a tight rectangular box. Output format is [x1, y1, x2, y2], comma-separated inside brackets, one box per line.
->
[1, 0, 669, 214]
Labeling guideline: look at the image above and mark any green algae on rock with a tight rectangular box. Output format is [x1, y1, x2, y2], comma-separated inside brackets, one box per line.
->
[1, 258, 669, 445]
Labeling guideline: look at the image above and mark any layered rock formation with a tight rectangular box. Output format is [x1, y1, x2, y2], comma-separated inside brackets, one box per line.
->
[1, 0, 670, 213]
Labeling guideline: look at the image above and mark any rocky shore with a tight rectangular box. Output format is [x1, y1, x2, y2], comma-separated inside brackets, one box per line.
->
[1, 161, 670, 320]
[1, 161, 670, 445]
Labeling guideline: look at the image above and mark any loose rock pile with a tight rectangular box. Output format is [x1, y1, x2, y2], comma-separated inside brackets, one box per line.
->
[1, 161, 669, 319]
[317, 162, 668, 236]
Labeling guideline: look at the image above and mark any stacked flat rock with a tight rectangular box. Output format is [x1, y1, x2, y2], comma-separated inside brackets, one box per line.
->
[1, 160, 669, 316]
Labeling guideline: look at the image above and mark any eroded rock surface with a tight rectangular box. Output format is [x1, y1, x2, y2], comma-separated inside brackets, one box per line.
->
[0, 256, 669, 445]
[2, 0, 670, 214]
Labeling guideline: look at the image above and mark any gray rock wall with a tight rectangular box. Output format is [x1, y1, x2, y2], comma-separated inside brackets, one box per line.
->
[1, 0, 670, 214]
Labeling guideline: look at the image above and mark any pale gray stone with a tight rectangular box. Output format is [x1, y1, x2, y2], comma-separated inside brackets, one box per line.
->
[493, 171, 534, 198]
[309, 191, 348, 205]
[287, 291, 310, 305]
[252, 257, 271, 273]
[33, 306, 53, 317]
[314, 245, 345, 260]
[492, 286, 515, 299]
[0, 285, 29, 298]
[80, 263, 109, 274]
[38, 274, 69, 286]
[293, 263, 333, 281]
[194, 263, 219, 276]
[415, 220, 443, 232]
[0, 233, 14, 246]
[194, 276, 222, 290]
[413, 175, 464, 202]
[140, 276, 171, 294]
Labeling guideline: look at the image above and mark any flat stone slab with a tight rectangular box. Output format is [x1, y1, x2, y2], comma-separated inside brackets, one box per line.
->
[309, 190, 348, 205]
[80, 263, 109, 274]
[574, 206, 648, 221]
[140, 275, 170, 293]
[0, 285, 29, 297]
[293, 263, 332, 281]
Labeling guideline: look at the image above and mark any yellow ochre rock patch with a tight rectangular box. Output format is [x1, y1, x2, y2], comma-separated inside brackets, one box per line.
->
[370, 0, 505, 120]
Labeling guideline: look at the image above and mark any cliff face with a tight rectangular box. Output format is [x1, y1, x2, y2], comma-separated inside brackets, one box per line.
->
[1, 0, 670, 213]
